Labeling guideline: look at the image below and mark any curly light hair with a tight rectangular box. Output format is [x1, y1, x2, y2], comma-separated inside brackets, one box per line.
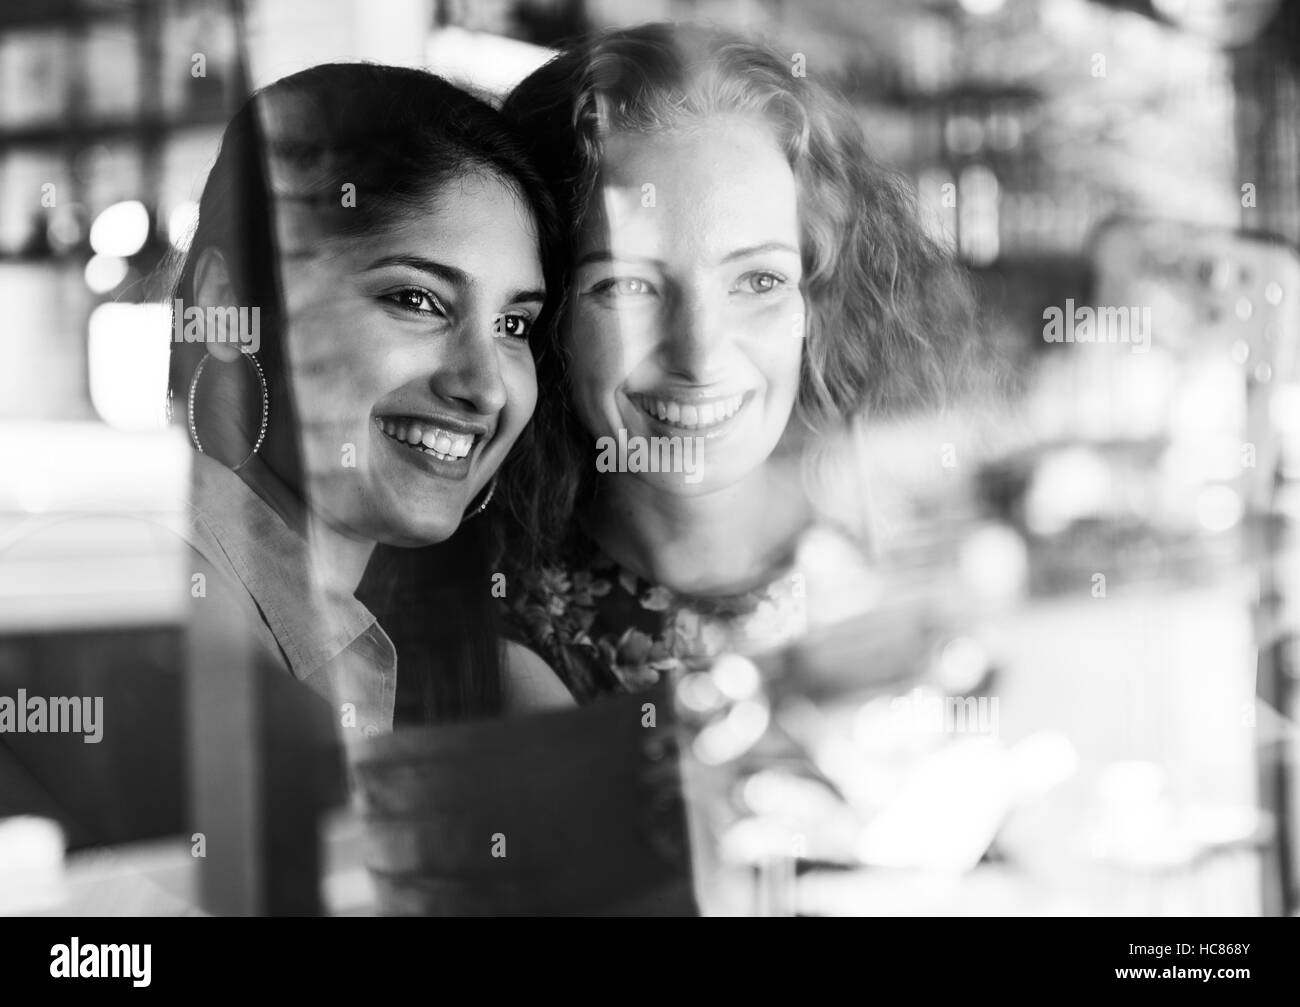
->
[500, 21, 978, 561]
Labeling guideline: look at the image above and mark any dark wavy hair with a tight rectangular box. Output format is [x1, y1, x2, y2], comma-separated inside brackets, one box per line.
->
[499, 22, 978, 563]
[168, 63, 562, 722]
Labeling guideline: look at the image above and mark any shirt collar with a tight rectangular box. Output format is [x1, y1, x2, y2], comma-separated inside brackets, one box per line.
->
[187, 452, 383, 681]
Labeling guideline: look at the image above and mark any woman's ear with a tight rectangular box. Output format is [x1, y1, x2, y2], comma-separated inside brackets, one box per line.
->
[192, 247, 242, 363]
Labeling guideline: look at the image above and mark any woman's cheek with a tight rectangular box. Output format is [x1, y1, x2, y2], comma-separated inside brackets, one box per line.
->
[746, 299, 806, 368]
[569, 376, 609, 441]
[568, 303, 654, 373]
[290, 310, 393, 430]
[500, 351, 539, 447]
[753, 290, 805, 337]
[563, 314, 618, 430]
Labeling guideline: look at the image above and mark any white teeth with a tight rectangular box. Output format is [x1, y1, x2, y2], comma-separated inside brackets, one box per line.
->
[636, 394, 746, 429]
[380, 418, 477, 460]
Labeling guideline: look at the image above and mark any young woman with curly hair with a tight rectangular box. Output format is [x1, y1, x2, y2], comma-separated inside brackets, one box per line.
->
[497, 22, 979, 702]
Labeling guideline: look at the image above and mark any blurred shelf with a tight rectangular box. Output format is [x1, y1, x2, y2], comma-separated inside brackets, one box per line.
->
[0, 110, 230, 149]
[0, 0, 153, 32]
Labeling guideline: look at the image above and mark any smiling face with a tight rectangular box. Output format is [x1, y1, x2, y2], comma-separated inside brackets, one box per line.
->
[277, 172, 544, 546]
[566, 117, 805, 494]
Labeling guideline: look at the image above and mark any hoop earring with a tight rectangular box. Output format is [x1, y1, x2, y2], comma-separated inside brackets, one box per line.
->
[187, 352, 270, 472]
[461, 475, 497, 521]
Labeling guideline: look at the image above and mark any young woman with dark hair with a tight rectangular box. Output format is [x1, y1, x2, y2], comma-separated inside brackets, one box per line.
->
[170, 62, 572, 733]
[498, 23, 979, 701]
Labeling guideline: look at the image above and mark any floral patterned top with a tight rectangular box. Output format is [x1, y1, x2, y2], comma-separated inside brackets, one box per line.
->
[502, 527, 870, 703]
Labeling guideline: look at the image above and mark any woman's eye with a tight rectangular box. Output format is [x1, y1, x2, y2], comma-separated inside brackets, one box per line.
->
[736, 271, 787, 295]
[385, 288, 444, 315]
[591, 277, 656, 298]
[493, 313, 532, 340]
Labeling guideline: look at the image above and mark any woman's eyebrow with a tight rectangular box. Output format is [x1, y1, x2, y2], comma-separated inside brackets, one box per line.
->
[366, 254, 543, 303]
[719, 241, 800, 263]
[364, 254, 468, 287]
[575, 249, 667, 269]
[576, 244, 799, 268]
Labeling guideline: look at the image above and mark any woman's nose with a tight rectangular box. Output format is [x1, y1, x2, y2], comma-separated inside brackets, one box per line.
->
[427, 317, 508, 415]
[659, 291, 729, 383]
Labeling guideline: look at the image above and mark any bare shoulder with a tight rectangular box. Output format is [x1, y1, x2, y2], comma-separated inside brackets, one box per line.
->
[502, 640, 576, 713]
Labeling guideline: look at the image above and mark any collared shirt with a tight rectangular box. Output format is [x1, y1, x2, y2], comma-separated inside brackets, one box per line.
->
[177, 452, 397, 737]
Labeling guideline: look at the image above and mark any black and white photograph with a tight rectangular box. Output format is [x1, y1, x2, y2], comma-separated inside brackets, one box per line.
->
[0, 0, 1293, 977]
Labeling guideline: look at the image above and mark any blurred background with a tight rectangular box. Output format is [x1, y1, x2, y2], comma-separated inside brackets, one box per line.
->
[1, 0, 1298, 916]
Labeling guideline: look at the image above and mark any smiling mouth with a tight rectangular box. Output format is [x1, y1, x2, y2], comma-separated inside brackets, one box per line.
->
[374, 416, 480, 462]
[629, 391, 750, 432]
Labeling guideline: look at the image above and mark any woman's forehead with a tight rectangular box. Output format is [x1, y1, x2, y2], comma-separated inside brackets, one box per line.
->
[597, 116, 787, 182]
[273, 172, 539, 270]
[580, 123, 800, 256]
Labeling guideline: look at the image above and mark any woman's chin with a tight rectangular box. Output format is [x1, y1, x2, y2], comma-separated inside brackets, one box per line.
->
[382, 517, 461, 548]
[369, 494, 465, 547]
[614, 467, 718, 499]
